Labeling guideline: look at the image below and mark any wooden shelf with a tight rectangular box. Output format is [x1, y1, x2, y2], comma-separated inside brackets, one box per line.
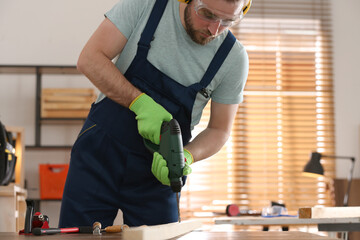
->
[25, 145, 73, 150]
[0, 65, 80, 74]
[0, 65, 91, 148]
[0, 126, 27, 232]
[0, 184, 27, 232]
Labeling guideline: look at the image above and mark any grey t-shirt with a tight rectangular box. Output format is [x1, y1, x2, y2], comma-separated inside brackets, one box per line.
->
[100, 0, 249, 129]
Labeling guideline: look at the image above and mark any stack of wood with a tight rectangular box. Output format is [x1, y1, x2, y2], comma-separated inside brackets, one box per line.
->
[41, 88, 96, 118]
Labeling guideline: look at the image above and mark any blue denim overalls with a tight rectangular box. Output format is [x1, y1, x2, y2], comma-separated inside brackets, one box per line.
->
[59, 0, 236, 228]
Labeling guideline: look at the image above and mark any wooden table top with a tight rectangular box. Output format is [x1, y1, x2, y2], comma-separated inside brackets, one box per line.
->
[0, 231, 338, 240]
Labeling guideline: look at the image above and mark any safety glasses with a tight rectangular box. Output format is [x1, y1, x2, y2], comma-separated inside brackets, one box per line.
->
[193, 0, 245, 27]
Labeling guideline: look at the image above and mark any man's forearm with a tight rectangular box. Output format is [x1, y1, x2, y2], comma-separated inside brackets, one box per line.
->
[184, 127, 230, 163]
[77, 46, 141, 108]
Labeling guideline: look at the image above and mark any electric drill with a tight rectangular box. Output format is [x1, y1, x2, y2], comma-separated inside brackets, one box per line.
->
[144, 118, 185, 221]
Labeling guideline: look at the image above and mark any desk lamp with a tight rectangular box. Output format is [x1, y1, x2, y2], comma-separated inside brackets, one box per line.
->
[303, 152, 356, 206]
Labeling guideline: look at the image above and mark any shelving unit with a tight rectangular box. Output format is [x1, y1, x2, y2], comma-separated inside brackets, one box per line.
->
[0, 126, 27, 232]
[0, 184, 27, 232]
[0, 65, 91, 149]
[5, 126, 26, 188]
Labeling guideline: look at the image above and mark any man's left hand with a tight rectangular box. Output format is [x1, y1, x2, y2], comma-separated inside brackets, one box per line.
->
[151, 149, 194, 186]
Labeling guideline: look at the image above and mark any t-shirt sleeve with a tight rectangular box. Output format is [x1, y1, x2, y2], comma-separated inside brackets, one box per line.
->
[105, 0, 150, 39]
[211, 42, 249, 104]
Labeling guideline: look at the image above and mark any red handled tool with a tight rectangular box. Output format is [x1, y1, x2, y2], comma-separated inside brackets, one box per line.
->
[226, 204, 261, 217]
[32, 227, 93, 235]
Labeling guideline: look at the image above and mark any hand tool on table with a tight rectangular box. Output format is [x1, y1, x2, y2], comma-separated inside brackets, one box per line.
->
[23, 200, 35, 234]
[92, 221, 129, 235]
[226, 204, 261, 217]
[144, 118, 185, 222]
[32, 226, 93, 235]
[32, 222, 129, 236]
[19, 200, 50, 234]
[93, 222, 102, 235]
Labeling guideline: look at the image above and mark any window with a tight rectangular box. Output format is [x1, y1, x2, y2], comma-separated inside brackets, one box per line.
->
[181, 0, 335, 221]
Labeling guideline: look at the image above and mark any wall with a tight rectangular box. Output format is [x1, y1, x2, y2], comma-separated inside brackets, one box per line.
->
[332, 0, 360, 179]
[0, 0, 118, 143]
[0, 0, 118, 65]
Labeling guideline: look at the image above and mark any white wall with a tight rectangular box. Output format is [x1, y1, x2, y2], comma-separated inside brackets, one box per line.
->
[0, 0, 117, 65]
[332, 0, 360, 179]
[0, 0, 118, 145]
[0, 0, 118, 211]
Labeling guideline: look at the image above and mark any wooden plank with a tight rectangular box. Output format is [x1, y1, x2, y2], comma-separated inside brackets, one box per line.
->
[41, 110, 90, 118]
[43, 95, 95, 103]
[42, 88, 94, 94]
[298, 207, 312, 218]
[43, 103, 91, 110]
[122, 220, 202, 240]
[299, 207, 360, 219]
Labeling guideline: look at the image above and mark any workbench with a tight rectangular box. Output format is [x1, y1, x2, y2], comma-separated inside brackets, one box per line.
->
[215, 216, 360, 228]
[0, 231, 338, 240]
[215, 216, 360, 240]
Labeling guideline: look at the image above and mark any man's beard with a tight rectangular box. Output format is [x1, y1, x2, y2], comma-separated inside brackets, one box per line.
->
[184, 5, 216, 45]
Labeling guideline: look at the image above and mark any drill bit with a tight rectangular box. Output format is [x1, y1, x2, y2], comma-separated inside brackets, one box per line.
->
[176, 192, 181, 223]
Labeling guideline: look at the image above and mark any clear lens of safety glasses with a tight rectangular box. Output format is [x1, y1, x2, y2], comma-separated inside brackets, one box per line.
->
[194, 0, 244, 27]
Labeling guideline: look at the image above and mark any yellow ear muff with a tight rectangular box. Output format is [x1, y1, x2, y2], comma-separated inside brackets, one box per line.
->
[242, 0, 252, 16]
[178, 0, 192, 3]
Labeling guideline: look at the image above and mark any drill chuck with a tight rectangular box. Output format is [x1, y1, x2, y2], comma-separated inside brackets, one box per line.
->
[170, 180, 182, 193]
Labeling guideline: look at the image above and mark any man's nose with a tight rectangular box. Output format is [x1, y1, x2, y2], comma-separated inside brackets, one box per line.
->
[208, 21, 221, 36]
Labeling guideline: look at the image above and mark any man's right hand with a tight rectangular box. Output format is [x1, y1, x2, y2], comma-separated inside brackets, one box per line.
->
[129, 93, 172, 145]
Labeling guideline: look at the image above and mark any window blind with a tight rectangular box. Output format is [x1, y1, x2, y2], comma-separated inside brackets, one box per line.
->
[180, 0, 335, 221]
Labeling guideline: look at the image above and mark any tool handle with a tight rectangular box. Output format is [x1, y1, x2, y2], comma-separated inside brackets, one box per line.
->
[32, 227, 82, 235]
[78, 226, 93, 233]
[144, 119, 185, 193]
[32, 228, 61, 235]
[104, 224, 129, 233]
[160, 119, 184, 192]
[24, 201, 34, 234]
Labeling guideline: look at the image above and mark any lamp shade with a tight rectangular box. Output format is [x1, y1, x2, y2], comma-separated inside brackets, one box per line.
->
[303, 152, 324, 177]
[303, 151, 355, 206]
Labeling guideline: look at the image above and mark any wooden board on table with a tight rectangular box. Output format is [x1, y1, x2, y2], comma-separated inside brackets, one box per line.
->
[122, 220, 202, 240]
[299, 206, 360, 219]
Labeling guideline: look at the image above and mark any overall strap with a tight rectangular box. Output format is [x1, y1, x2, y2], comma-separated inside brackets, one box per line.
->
[137, 0, 168, 57]
[192, 31, 237, 92]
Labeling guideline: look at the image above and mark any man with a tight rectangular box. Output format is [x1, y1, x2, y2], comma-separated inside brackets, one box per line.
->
[59, 0, 250, 228]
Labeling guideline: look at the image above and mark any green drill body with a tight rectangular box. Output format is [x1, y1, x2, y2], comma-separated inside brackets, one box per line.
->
[144, 119, 184, 222]
[144, 119, 185, 193]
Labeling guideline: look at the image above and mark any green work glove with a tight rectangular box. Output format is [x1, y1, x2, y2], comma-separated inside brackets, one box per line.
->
[129, 93, 172, 145]
[183, 148, 194, 175]
[151, 149, 194, 186]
